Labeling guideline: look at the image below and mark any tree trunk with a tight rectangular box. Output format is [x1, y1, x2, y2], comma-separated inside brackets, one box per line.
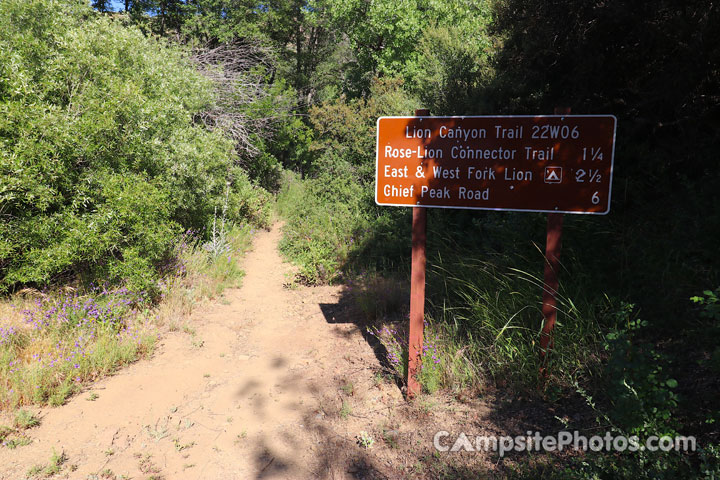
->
[295, 7, 302, 94]
[160, 3, 166, 36]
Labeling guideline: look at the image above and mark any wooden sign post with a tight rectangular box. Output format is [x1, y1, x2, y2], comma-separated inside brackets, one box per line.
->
[376, 112, 617, 396]
[539, 107, 570, 376]
[408, 109, 429, 398]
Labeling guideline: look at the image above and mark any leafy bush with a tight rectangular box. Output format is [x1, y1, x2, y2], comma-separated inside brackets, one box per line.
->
[603, 310, 679, 438]
[691, 288, 720, 321]
[277, 78, 417, 283]
[277, 170, 366, 284]
[0, 0, 269, 293]
[309, 77, 417, 180]
[413, 23, 494, 115]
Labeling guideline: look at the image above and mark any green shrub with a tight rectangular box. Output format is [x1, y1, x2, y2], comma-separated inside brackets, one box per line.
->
[277, 77, 417, 284]
[602, 305, 679, 438]
[277, 170, 366, 284]
[0, 0, 269, 293]
[691, 288, 720, 321]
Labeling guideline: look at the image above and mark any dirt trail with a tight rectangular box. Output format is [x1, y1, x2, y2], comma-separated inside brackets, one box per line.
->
[0, 224, 412, 479]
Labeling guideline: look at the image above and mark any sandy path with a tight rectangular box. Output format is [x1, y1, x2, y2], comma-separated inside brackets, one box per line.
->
[0, 224, 400, 479]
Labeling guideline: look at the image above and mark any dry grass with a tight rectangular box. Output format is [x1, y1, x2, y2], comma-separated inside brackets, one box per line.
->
[153, 223, 254, 328]
[0, 224, 256, 411]
[0, 297, 32, 329]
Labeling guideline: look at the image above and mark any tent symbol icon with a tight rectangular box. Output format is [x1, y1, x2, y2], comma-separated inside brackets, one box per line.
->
[544, 167, 562, 184]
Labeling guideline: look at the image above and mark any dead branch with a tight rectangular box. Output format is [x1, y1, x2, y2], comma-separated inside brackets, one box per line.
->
[192, 40, 287, 157]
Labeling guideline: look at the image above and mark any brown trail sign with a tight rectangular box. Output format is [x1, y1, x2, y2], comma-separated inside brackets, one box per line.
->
[376, 115, 616, 214]
[377, 112, 617, 397]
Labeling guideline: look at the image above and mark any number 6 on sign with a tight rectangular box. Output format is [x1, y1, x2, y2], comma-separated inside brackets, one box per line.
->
[592, 192, 600, 205]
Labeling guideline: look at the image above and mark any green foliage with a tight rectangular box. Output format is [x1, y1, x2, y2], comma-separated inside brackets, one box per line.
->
[356, 430, 374, 449]
[691, 288, 720, 321]
[0, 0, 269, 293]
[414, 24, 494, 115]
[277, 78, 416, 283]
[178, 0, 265, 43]
[227, 173, 273, 229]
[44, 448, 67, 475]
[531, 450, 696, 480]
[13, 409, 40, 429]
[699, 444, 720, 479]
[277, 170, 365, 284]
[268, 114, 314, 179]
[603, 307, 679, 438]
[327, 0, 493, 96]
[309, 77, 418, 178]
[538, 304, 702, 480]
[327, 0, 425, 93]
[251, 80, 314, 183]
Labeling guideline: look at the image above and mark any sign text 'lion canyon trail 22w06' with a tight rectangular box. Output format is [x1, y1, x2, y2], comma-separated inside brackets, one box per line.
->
[375, 115, 617, 214]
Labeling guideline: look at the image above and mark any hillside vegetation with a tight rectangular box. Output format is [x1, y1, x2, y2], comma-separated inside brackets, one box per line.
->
[0, 0, 270, 295]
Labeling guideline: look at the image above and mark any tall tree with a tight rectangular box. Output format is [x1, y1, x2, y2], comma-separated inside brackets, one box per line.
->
[256, 0, 335, 103]
[91, 0, 112, 12]
[180, 0, 264, 43]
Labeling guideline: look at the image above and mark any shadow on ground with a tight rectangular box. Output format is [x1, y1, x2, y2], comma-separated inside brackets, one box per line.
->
[308, 282, 594, 479]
